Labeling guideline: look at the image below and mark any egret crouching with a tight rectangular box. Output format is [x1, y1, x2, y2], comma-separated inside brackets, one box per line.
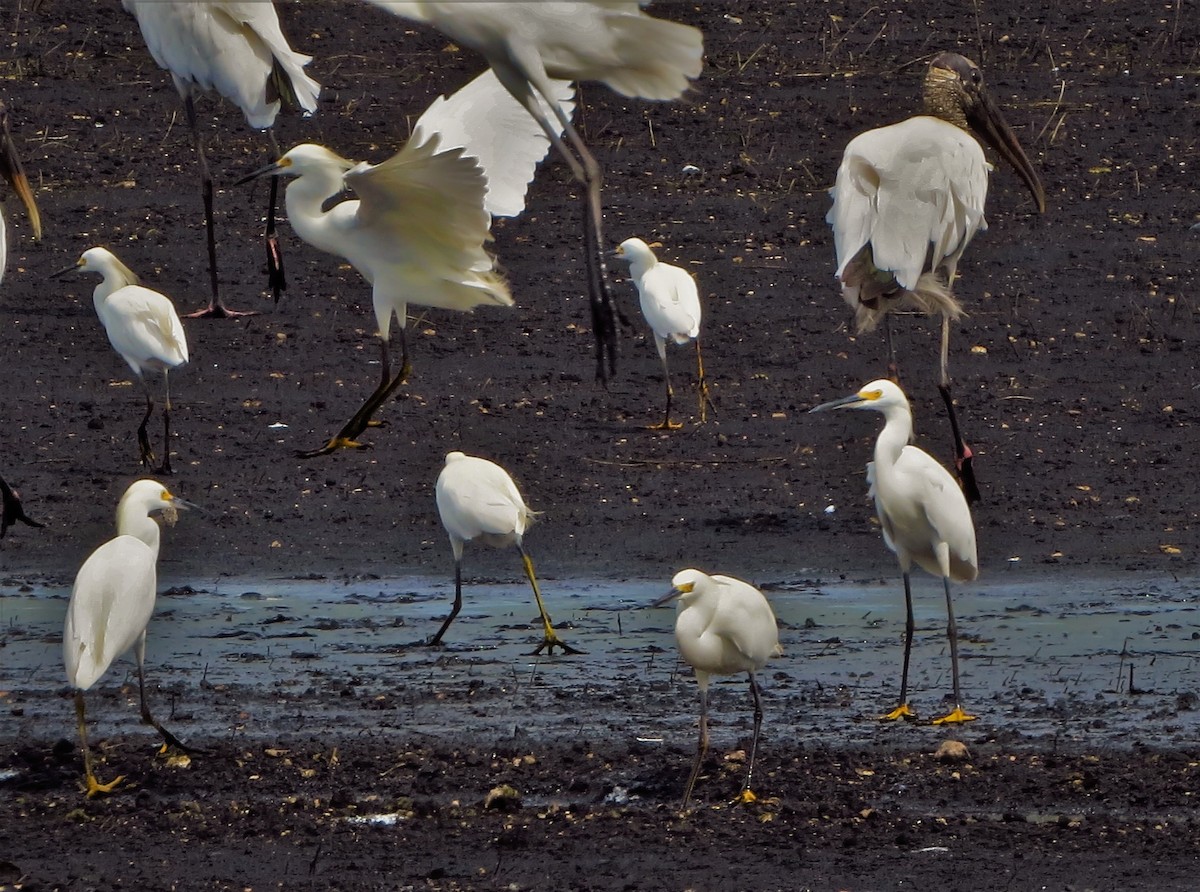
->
[656, 569, 779, 809]
[810, 379, 978, 724]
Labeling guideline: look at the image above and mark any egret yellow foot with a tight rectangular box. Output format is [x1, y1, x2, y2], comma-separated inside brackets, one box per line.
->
[880, 703, 917, 721]
[931, 706, 977, 725]
[648, 419, 683, 431]
[735, 788, 758, 805]
[295, 436, 372, 459]
[83, 772, 125, 798]
[528, 632, 583, 656]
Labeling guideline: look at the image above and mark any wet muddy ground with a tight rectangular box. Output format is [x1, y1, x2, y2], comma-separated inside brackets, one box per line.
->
[3, 0, 1200, 888]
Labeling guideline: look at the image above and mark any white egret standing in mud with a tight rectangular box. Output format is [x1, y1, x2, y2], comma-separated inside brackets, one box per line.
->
[239, 69, 571, 457]
[54, 248, 189, 475]
[809, 378, 978, 724]
[0, 98, 43, 284]
[828, 52, 1046, 501]
[655, 569, 779, 810]
[434, 451, 580, 655]
[64, 479, 194, 797]
[122, 0, 320, 315]
[362, 0, 704, 382]
[614, 237, 710, 430]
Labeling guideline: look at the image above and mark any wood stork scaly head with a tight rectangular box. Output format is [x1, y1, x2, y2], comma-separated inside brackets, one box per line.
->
[0, 100, 42, 240]
[924, 52, 1047, 214]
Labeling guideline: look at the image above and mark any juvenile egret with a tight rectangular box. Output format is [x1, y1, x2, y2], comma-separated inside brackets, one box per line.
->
[655, 569, 779, 810]
[122, 0, 320, 315]
[809, 379, 979, 724]
[55, 248, 189, 474]
[64, 479, 194, 797]
[434, 451, 580, 655]
[828, 52, 1046, 500]
[240, 68, 569, 457]
[614, 237, 710, 430]
[0, 99, 43, 284]
[0, 473, 43, 538]
[363, 0, 704, 381]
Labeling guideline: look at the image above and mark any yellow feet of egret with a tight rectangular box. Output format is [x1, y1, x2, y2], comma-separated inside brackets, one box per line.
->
[880, 703, 917, 721]
[735, 788, 758, 805]
[295, 435, 373, 459]
[931, 705, 977, 725]
[83, 771, 125, 799]
[648, 418, 683, 431]
[527, 629, 583, 656]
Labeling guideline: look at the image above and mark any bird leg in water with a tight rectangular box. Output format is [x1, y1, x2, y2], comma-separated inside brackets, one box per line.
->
[696, 340, 715, 423]
[650, 352, 681, 431]
[939, 315, 981, 503]
[429, 558, 465, 646]
[931, 575, 977, 725]
[733, 672, 765, 804]
[136, 641, 193, 753]
[681, 686, 709, 810]
[75, 691, 124, 798]
[265, 131, 286, 303]
[0, 474, 44, 538]
[183, 96, 257, 319]
[519, 545, 582, 656]
[137, 390, 157, 470]
[880, 571, 917, 721]
[296, 335, 411, 458]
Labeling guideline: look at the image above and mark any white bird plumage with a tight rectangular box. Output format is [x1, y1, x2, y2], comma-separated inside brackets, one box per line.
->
[657, 568, 779, 810]
[363, 0, 704, 381]
[63, 478, 193, 797]
[433, 451, 580, 655]
[242, 68, 569, 457]
[615, 237, 709, 430]
[809, 378, 978, 724]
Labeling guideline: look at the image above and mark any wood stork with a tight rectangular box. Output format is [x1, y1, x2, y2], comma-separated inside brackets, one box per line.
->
[54, 248, 189, 475]
[655, 569, 779, 809]
[828, 52, 1046, 501]
[434, 451, 581, 655]
[614, 237, 711, 430]
[64, 479, 194, 797]
[238, 68, 571, 458]
[0, 99, 42, 285]
[122, 0, 320, 316]
[810, 378, 979, 724]
[362, 1, 704, 383]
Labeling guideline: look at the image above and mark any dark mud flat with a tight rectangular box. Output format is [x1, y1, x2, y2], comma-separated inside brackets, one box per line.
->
[4, 0, 1200, 889]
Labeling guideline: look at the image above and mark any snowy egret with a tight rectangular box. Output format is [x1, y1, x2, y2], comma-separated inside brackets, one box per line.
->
[0, 473, 43, 538]
[614, 237, 711, 430]
[363, 0, 704, 381]
[122, 0, 320, 315]
[64, 478, 194, 797]
[54, 248, 189, 474]
[0, 99, 43, 284]
[809, 379, 979, 724]
[434, 451, 580, 655]
[239, 68, 568, 457]
[828, 52, 1045, 501]
[655, 569, 779, 810]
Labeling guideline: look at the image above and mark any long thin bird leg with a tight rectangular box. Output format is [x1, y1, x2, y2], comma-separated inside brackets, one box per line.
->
[75, 691, 124, 798]
[429, 555, 465, 646]
[520, 544, 582, 656]
[265, 130, 286, 303]
[695, 339, 714, 423]
[0, 474, 44, 537]
[158, 372, 173, 476]
[136, 636, 192, 752]
[297, 334, 411, 458]
[681, 686, 709, 810]
[137, 389, 156, 470]
[881, 571, 917, 721]
[649, 350, 680, 431]
[734, 672, 765, 804]
[183, 96, 257, 319]
[939, 314, 981, 503]
[932, 575, 977, 725]
[884, 313, 900, 383]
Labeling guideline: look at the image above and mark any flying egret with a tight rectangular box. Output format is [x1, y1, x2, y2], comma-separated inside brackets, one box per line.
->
[0, 473, 43, 538]
[54, 248, 189, 474]
[0, 99, 43, 284]
[434, 451, 580, 655]
[64, 478, 194, 797]
[809, 378, 979, 724]
[828, 52, 1046, 501]
[614, 237, 711, 430]
[239, 68, 571, 457]
[655, 569, 779, 810]
[363, 0, 704, 382]
[122, 0, 320, 316]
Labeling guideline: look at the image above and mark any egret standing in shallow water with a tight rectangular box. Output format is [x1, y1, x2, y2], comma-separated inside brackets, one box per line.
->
[434, 451, 580, 655]
[240, 69, 571, 457]
[614, 237, 710, 430]
[810, 379, 978, 724]
[828, 52, 1046, 500]
[55, 248, 189, 474]
[122, 0, 320, 315]
[64, 479, 194, 797]
[655, 569, 779, 809]
[0, 99, 43, 284]
[363, 0, 704, 382]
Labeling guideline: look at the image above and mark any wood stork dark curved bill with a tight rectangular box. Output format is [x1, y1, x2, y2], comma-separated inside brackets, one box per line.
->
[828, 52, 1046, 501]
[810, 379, 979, 724]
[0, 100, 42, 285]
